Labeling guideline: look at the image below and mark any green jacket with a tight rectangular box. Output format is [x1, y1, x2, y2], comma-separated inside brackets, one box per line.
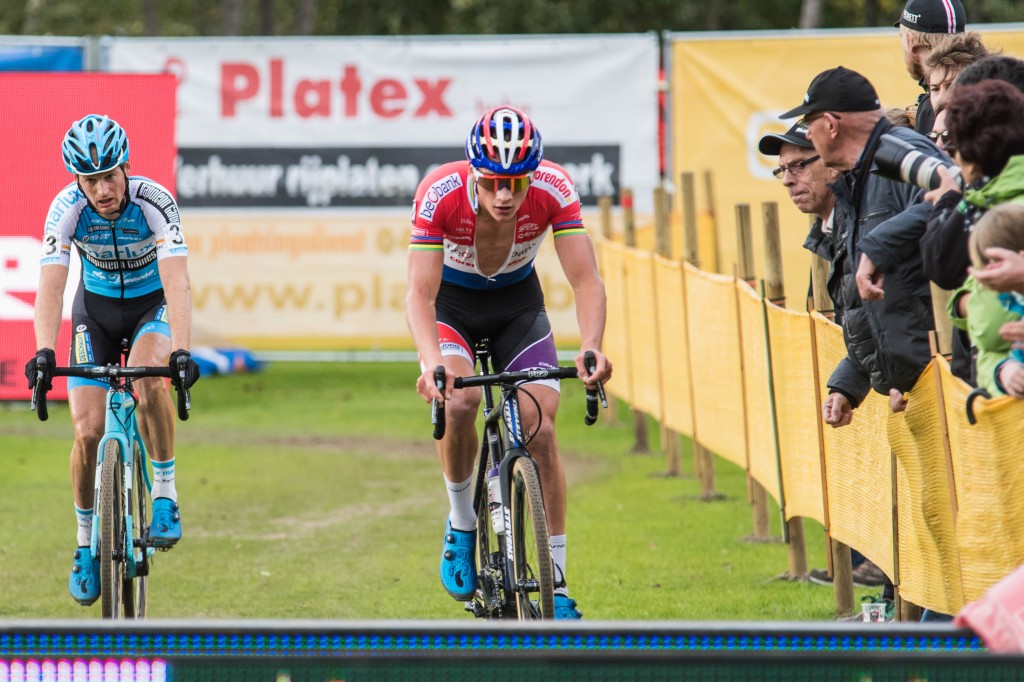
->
[949, 276, 1019, 396]
[964, 155, 1024, 210]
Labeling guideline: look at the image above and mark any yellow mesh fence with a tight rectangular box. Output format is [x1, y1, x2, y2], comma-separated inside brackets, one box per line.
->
[737, 281, 777, 501]
[685, 263, 746, 468]
[598, 239, 632, 404]
[767, 303, 824, 524]
[887, 361, 963, 614]
[623, 249, 663, 418]
[653, 256, 693, 436]
[812, 313, 894, 579]
[940, 356, 1024, 603]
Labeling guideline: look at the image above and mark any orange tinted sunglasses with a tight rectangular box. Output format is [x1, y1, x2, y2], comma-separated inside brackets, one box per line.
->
[473, 170, 532, 193]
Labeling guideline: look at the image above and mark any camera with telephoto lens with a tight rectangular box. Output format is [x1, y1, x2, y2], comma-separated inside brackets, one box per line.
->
[873, 134, 962, 191]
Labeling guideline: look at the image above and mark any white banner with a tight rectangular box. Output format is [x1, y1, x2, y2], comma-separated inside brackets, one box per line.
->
[104, 34, 659, 211]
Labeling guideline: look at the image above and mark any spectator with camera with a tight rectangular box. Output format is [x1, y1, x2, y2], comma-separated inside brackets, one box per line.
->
[921, 80, 1024, 383]
[782, 66, 944, 425]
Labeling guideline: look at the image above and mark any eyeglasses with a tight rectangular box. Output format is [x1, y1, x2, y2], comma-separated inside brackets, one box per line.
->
[926, 129, 952, 144]
[473, 170, 532, 193]
[797, 111, 842, 128]
[772, 155, 820, 179]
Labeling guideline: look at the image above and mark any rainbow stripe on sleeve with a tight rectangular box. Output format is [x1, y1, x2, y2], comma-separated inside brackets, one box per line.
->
[409, 235, 444, 251]
[552, 221, 588, 238]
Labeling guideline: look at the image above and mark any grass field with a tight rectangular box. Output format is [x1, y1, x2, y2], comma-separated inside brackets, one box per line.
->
[0, 362, 871, 620]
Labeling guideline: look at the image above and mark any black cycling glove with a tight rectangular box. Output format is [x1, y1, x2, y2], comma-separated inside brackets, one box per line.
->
[169, 349, 201, 390]
[25, 348, 56, 391]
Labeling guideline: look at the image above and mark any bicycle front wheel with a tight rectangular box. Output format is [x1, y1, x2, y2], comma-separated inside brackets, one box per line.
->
[122, 440, 149, 618]
[99, 440, 124, 619]
[509, 457, 554, 619]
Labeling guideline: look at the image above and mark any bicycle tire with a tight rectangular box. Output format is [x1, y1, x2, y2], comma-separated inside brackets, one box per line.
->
[99, 440, 123, 618]
[476, 481, 508, 617]
[123, 440, 149, 618]
[509, 457, 554, 619]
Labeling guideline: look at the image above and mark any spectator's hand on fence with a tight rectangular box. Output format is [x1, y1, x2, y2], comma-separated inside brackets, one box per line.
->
[575, 348, 612, 389]
[822, 392, 853, 428]
[856, 253, 885, 300]
[998, 360, 1024, 399]
[889, 388, 908, 413]
[972, 248, 1024, 293]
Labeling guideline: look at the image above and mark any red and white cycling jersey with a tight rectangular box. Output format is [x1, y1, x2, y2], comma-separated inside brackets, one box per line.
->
[409, 160, 586, 289]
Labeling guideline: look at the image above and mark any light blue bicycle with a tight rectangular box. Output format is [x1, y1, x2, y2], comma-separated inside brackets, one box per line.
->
[32, 357, 191, 619]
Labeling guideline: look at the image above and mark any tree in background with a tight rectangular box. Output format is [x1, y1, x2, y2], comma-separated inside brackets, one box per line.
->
[3, 0, 1022, 37]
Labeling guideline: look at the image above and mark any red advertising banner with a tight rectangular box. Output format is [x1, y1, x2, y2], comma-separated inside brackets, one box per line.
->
[0, 73, 177, 400]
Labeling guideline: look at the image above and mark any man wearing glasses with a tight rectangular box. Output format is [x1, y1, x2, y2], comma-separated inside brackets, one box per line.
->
[781, 66, 943, 424]
[406, 105, 612, 619]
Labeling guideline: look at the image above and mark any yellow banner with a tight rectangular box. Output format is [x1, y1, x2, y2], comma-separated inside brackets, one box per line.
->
[669, 26, 1024, 309]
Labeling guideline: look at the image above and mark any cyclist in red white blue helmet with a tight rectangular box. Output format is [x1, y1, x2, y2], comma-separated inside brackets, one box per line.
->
[26, 114, 200, 607]
[407, 105, 613, 620]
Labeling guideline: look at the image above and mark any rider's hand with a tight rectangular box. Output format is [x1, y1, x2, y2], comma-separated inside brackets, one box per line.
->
[169, 349, 201, 390]
[576, 349, 612, 390]
[416, 366, 451, 404]
[24, 348, 56, 391]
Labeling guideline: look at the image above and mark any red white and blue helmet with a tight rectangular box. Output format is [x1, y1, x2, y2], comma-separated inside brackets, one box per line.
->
[62, 114, 130, 175]
[465, 106, 544, 175]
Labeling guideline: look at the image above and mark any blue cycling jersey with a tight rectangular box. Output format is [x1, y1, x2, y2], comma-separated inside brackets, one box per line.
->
[40, 176, 188, 298]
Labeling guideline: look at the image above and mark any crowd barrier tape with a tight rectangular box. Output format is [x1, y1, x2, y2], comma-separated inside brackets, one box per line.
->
[598, 235, 1024, 614]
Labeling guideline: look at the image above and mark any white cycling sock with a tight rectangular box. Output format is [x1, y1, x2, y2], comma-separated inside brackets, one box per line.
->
[75, 505, 93, 547]
[444, 474, 476, 531]
[151, 458, 177, 502]
[550, 534, 568, 595]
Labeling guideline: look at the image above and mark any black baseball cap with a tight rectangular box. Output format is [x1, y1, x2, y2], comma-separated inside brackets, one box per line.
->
[758, 122, 815, 156]
[779, 66, 881, 120]
[894, 0, 966, 34]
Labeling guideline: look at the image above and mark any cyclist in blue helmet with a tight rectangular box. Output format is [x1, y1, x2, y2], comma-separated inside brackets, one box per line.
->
[25, 114, 200, 607]
[407, 106, 613, 620]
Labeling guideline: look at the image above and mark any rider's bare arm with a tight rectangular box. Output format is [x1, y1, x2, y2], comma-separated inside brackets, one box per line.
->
[34, 264, 69, 351]
[406, 248, 448, 402]
[553, 233, 612, 385]
[158, 256, 193, 353]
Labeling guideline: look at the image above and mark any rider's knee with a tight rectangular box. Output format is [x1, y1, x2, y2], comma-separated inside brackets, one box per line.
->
[134, 376, 168, 405]
[445, 390, 481, 425]
[72, 421, 102, 454]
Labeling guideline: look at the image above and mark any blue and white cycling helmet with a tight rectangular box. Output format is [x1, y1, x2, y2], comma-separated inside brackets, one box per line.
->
[62, 114, 130, 175]
[466, 106, 543, 175]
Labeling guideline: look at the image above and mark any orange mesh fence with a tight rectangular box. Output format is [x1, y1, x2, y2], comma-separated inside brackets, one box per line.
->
[653, 255, 694, 436]
[767, 303, 824, 524]
[888, 361, 963, 615]
[737, 280, 777, 501]
[684, 263, 746, 469]
[597, 238, 632, 404]
[940, 356, 1024, 603]
[812, 312, 894, 579]
[623, 249, 663, 419]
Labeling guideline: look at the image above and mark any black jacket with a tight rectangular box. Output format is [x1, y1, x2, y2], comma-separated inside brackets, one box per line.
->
[825, 118, 942, 406]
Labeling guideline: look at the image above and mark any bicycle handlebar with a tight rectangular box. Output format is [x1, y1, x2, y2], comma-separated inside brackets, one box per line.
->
[31, 365, 192, 422]
[430, 362, 603, 440]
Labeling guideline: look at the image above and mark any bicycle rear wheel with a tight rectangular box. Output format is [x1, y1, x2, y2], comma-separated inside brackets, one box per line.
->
[123, 441, 149, 618]
[99, 440, 124, 619]
[509, 457, 554, 619]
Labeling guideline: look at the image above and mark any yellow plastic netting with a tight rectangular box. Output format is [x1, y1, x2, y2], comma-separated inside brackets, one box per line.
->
[653, 256, 694, 436]
[685, 263, 746, 469]
[888, 361, 963, 614]
[812, 312, 894, 579]
[768, 303, 824, 524]
[736, 281, 777, 502]
[623, 249, 663, 419]
[941, 355, 1024, 603]
[598, 239, 632, 403]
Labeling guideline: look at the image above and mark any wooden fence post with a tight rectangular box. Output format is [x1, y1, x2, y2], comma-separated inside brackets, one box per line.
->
[762, 202, 807, 577]
[655, 186, 680, 476]
[622, 188, 649, 453]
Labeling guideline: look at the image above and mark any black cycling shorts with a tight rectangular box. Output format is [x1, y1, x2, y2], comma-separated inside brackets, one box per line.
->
[68, 284, 169, 389]
[435, 269, 560, 390]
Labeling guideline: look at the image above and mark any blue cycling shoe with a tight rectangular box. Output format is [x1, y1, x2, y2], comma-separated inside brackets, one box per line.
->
[147, 498, 182, 548]
[554, 594, 583, 620]
[439, 519, 476, 601]
[68, 547, 100, 606]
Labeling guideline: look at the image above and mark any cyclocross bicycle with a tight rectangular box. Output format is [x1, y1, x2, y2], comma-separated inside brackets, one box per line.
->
[31, 353, 191, 619]
[432, 343, 605, 619]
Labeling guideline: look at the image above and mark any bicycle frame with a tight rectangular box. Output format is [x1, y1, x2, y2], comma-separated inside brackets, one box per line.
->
[91, 379, 153, 585]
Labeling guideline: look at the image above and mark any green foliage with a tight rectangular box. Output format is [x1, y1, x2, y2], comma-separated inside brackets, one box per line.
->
[0, 362, 870, 619]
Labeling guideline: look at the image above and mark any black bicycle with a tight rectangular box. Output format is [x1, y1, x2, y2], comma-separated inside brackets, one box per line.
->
[432, 343, 605, 619]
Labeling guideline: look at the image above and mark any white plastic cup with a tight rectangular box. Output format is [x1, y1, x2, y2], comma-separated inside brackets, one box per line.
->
[861, 602, 886, 623]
